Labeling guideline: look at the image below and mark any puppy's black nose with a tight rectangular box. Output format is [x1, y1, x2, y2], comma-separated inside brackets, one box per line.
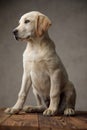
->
[13, 29, 18, 35]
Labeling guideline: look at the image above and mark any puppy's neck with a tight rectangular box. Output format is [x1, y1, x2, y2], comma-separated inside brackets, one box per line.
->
[23, 32, 55, 62]
[27, 32, 50, 47]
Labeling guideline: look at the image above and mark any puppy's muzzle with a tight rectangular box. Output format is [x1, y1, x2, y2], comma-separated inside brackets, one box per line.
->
[13, 29, 19, 40]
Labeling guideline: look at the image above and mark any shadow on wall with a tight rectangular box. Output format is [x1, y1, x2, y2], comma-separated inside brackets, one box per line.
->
[0, 0, 87, 111]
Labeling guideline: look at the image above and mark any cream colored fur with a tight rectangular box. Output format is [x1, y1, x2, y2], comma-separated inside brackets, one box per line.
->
[5, 11, 76, 116]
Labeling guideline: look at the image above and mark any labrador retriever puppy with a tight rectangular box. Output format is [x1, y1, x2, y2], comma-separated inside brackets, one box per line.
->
[5, 11, 76, 116]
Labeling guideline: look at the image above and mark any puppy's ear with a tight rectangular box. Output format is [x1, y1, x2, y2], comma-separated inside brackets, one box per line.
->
[35, 15, 52, 37]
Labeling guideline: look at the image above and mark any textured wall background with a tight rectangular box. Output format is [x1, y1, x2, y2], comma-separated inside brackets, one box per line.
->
[0, 0, 87, 110]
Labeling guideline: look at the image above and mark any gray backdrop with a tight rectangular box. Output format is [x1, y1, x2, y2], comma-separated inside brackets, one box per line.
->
[0, 0, 87, 111]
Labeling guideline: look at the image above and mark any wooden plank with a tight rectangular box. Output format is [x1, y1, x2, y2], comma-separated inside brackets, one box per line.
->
[51, 116, 81, 130]
[38, 114, 73, 130]
[0, 126, 38, 130]
[50, 116, 70, 129]
[51, 113, 87, 130]
[38, 114, 51, 130]
[39, 128, 51, 130]
[38, 114, 70, 129]
[67, 115, 87, 129]
[0, 112, 38, 130]
[0, 108, 11, 124]
[39, 112, 87, 130]
[0, 109, 87, 130]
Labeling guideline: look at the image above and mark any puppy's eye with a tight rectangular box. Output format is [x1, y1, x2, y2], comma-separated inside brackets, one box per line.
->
[24, 20, 30, 24]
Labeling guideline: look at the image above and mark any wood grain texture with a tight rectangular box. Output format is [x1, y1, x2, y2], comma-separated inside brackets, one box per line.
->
[0, 108, 11, 124]
[0, 109, 87, 130]
[0, 112, 38, 130]
[52, 112, 87, 130]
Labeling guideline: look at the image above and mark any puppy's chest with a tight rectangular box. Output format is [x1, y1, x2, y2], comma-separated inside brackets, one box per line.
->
[23, 50, 50, 95]
[23, 49, 44, 62]
[23, 49, 48, 73]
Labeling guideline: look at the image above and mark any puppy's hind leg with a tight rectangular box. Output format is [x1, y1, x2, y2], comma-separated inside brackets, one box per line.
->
[23, 89, 46, 113]
[63, 81, 76, 116]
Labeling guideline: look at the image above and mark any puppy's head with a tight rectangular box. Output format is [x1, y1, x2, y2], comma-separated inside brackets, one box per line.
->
[13, 11, 51, 41]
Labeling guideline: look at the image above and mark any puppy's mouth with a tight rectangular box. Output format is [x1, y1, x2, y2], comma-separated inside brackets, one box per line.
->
[26, 35, 31, 39]
[14, 35, 31, 41]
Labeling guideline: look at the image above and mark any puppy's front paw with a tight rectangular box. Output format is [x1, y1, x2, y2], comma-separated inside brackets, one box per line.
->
[23, 106, 34, 113]
[43, 108, 57, 116]
[64, 108, 75, 116]
[5, 107, 21, 115]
